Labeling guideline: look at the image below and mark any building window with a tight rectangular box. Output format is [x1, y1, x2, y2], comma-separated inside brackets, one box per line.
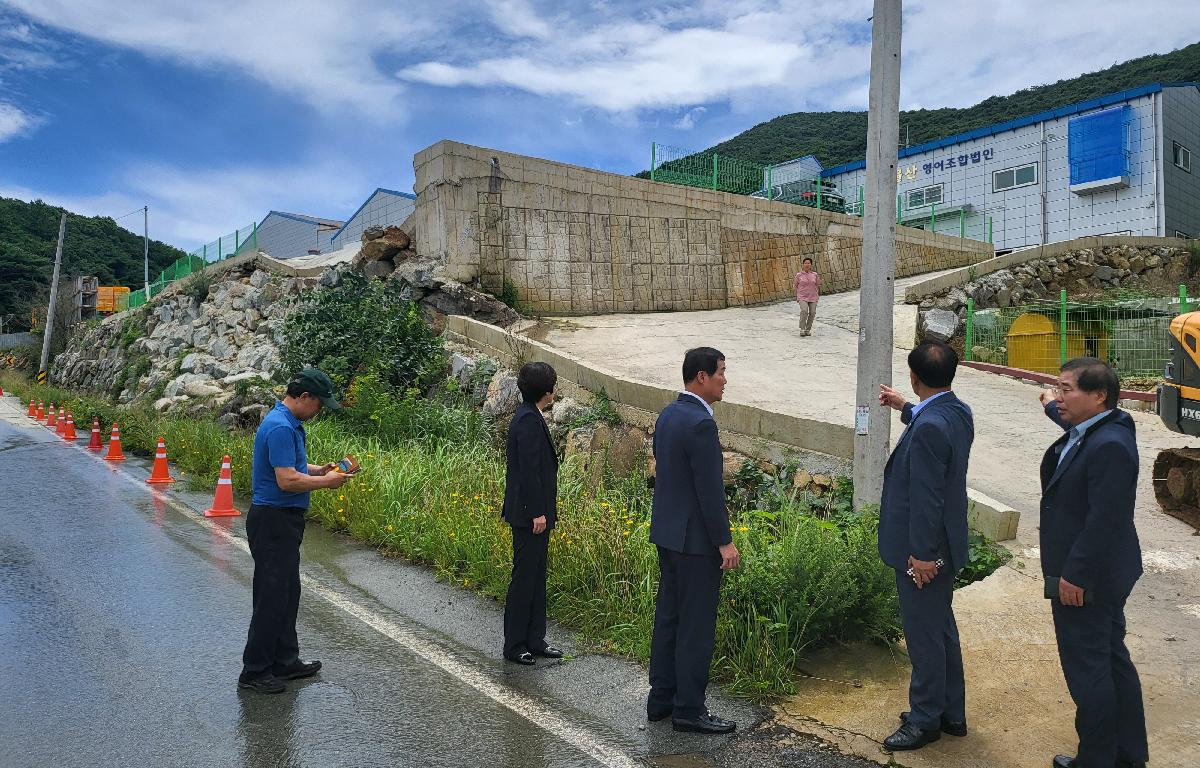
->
[993, 163, 1038, 193]
[907, 184, 943, 208]
[1174, 142, 1192, 173]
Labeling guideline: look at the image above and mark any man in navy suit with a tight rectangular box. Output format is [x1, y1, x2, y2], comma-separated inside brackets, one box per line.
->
[1038, 358, 1147, 768]
[647, 347, 741, 734]
[877, 341, 974, 752]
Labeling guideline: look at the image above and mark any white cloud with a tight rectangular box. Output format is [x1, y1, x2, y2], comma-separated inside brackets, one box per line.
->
[0, 0, 439, 117]
[673, 106, 707, 130]
[0, 101, 38, 141]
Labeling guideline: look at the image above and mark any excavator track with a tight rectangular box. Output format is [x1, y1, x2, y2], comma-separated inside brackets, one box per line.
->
[1152, 448, 1200, 531]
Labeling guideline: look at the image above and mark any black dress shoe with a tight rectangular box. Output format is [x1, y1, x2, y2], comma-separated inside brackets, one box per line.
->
[899, 710, 968, 737]
[237, 673, 286, 694]
[672, 711, 736, 734]
[1052, 756, 1076, 768]
[883, 721, 941, 751]
[273, 659, 322, 680]
[505, 651, 536, 665]
[532, 646, 563, 658]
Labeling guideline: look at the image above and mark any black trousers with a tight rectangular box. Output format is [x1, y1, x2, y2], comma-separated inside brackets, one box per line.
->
[895, 568, 965, 731]
[503, 524, 549, 658]
[1052, 595, 1148, 767]
[647, 546, 722, 720]
[241, 504, 307, 676]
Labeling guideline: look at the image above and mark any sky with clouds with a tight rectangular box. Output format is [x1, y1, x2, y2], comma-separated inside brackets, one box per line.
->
[0, 0, 1197, 251]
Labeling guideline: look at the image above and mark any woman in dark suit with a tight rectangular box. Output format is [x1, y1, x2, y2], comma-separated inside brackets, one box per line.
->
[501, 362, 563, 665]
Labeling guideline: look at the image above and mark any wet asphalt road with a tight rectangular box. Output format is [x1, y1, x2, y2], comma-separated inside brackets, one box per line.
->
[0, 397, 883, 768]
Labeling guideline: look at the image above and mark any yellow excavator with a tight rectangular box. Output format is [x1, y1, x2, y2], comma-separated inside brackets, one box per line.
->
[1154, 312, 1200, 529]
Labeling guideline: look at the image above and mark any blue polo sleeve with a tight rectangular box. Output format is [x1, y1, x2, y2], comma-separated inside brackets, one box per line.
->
[264, 426, 298, 469]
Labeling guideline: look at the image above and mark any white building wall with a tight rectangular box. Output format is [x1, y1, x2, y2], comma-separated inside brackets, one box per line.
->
[824, 91, 1175, 251]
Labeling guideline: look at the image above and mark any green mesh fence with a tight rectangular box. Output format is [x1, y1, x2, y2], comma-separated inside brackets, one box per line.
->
[650, 142, 764, 195]
[127, 222, 258, 309]
[966, 290, 1187, 377]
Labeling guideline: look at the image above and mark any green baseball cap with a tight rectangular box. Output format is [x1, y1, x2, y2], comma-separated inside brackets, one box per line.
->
[290, 368, 342, 410]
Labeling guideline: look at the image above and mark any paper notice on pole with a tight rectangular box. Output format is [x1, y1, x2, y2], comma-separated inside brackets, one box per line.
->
[855, 405, 869, 435]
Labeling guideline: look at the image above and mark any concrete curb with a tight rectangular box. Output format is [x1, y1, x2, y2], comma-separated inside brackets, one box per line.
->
[961, 361, 1156, 403]
[449, 315, 1020, 542]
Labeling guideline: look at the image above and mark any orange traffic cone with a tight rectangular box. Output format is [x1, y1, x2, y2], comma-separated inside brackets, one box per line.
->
[204, 455, 240, 517]
[147, 437, 176, 485]
[55, 410, 68, 436]
[46, 403, 57, 427]
[87, 418, 103, 451]
[62, 412, 78, 441]
[0, 385, 4, 396]
[104, 422, 126, 462]
[36, 401, 44, 420]
[27, 399, 36, 417]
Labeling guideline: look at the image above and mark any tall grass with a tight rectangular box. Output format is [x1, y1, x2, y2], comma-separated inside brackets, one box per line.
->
[2, 371, 900, 698]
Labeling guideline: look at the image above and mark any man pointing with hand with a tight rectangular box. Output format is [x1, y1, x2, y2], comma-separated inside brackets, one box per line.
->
[646, 347, 740, 735]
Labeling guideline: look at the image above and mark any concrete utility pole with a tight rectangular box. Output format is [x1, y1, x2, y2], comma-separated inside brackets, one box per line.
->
[143, 206, 150, 298]
[853, 0, 902, 510]
[38, 211, 67, 384]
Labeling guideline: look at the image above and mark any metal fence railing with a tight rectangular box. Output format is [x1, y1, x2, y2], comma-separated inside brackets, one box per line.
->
[965, 287, 1190, 377]
[127, 222, 258, 309]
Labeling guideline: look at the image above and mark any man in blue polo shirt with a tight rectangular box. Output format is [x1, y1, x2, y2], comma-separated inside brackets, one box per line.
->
[238, 368, 349, 694]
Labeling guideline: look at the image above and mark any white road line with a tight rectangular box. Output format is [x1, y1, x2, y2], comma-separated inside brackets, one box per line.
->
[0, 399, 645, 768]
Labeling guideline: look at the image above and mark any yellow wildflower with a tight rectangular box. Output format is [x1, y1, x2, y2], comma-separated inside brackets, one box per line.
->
[337, 508, 344, 514]
[738, 526, 749, 533]
[622, 531, 630, 537]
[386, 524, 394, 532]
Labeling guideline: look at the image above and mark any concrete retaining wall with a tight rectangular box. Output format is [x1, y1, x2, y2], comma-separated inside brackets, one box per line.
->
[415, 140, 993, 315]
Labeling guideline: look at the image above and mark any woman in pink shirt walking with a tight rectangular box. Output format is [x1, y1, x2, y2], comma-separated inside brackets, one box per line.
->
[793, 257, 821, 336]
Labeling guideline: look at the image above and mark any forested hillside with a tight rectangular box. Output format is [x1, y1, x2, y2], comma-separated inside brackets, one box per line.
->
[0, 197, 186, 331]
[699, 41, 1200, 169]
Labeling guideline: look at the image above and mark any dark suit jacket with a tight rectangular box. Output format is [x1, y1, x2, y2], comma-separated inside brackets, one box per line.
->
[502, 402, 558, 530]
[878, 392, 974, 573]
[649, 394, 731, 555]
[1039, 402, 1142, 601]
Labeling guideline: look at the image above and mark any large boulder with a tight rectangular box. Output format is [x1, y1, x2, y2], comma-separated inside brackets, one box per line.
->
[920, 309, 960, 342]
[564, 423, 649, 483]
[482, 370, 521, 419]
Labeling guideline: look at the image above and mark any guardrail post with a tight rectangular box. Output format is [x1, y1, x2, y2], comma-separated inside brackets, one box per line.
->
[965, 298, 974, 361]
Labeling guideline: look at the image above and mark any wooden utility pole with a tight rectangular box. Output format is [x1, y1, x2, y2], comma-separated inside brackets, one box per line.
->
[853, 0, 902, 509]
[38, 211, 67, 385]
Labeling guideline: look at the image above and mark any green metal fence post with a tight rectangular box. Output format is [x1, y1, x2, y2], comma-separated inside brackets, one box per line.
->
[816, 176, 823, 210]
[235, 230, 240, 253]
[218, 237, 223, 260]
[251, 222, 258, 250]
[650, 142, 656, 182]
[1181, 284, 1190, 313]
[931, 202, 937, 235]
[1059, 289, 1068, 365]
[767, 166, 773, 200]
[858, 186, 864, 217]
[896, 194, 902, 224]
[959, 208, 965, 239]
[711, 154, 718, 190]
[965, 298, 974, 361]
[203, 243, 207, 262]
